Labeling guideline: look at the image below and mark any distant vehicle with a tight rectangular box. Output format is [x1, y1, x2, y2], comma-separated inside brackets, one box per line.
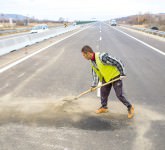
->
[73, 22, 76, 26]
[30, 24, 48, 33]
[110, 20, 117, 26]
[151, 26, 159, 30]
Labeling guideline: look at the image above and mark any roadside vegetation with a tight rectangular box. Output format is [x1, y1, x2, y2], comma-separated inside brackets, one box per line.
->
[117, 13, 165, 31]
[0, 15, 71, 35]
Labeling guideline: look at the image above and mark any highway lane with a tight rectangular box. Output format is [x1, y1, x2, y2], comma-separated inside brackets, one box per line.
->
[98, 23, 165, 113]
[117, 25, 165, 53]
[0, 22, 165, 150]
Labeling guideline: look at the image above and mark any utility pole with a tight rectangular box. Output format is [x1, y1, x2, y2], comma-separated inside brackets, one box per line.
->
[1, 13, 5, 26]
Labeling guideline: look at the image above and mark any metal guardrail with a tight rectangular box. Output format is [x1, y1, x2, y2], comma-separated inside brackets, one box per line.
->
[0, 25, 80, 56]
[121, 25, 165, 38]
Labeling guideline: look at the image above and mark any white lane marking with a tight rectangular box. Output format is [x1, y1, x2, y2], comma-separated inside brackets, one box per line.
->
[17, 73, 25, 78]
[97, 82, 101, 98]
[100, 36, 102, 41]
[34, 63, 39, 66]
[0, 83, 9, 90]
[106, 23, 165, 56]
[0, 26, 91, 74]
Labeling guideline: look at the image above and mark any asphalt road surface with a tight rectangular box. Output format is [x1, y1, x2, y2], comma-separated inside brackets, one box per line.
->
[0, 22, 165, 150]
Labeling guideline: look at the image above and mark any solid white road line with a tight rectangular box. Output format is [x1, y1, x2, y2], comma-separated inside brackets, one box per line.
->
[0, 26, 91, 74]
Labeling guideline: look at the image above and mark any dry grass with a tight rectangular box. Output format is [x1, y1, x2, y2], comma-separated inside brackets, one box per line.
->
[0, 22, 64, 30]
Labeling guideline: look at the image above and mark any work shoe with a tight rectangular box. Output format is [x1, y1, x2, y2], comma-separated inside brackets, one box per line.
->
[95, 107, 108, 114]
[128, 105, 134, 119]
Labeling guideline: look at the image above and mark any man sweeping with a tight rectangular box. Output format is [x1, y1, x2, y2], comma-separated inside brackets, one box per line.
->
[81, 45, 134, 119]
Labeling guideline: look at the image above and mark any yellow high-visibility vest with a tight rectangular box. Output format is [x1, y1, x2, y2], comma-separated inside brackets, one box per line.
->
[91, 52, 120, 82]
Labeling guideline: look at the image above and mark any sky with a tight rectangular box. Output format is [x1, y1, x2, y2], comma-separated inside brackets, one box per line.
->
[0, 0, 164, 21]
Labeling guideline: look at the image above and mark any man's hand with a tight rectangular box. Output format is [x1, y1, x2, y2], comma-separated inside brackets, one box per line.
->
[120, 75, 126, 80]
[90, 86, 96, 92]
[121, 73, 126, 77]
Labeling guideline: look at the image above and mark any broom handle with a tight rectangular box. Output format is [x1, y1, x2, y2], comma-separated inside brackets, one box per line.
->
[76, 76, 125, 99]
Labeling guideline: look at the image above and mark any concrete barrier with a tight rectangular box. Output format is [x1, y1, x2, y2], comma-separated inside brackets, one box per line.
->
[0, 25, 79, 56]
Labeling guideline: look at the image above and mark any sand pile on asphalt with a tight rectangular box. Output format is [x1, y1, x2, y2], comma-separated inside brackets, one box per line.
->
[0, 95, 164, 129]
[0, 96, 128, 125]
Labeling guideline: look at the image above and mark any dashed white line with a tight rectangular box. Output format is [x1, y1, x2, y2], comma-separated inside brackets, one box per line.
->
[17, 73, 25, 78]
[0, 83, 9, 90]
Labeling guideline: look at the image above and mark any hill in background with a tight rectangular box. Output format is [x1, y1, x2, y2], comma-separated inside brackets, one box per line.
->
[0, 13, 165, 31]
[0, 14, 27, 20]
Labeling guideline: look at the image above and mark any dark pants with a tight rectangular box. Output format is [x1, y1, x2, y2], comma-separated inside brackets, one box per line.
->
[101, 78, 131, 109]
